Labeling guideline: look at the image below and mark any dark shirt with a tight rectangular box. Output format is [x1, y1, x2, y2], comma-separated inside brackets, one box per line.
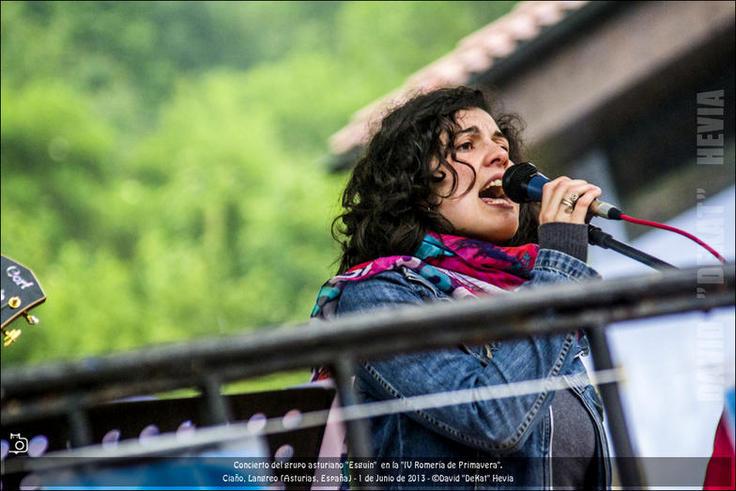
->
[539, 222, 598, 488]
[551, 388, 598, 487]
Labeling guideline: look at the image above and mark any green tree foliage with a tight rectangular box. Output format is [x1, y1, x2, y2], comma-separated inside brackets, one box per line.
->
[1, 1, 516, 367]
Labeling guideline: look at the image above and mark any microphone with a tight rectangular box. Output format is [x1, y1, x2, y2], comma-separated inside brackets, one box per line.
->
[502, 162, 622, 220]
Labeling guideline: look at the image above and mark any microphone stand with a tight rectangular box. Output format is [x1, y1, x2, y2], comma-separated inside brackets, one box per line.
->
[587, 224, 677, 271]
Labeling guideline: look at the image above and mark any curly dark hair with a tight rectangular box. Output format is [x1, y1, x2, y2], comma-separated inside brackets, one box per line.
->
[332, 86, 539, 274]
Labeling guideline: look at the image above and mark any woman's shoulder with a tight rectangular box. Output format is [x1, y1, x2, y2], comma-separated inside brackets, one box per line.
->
[336, 268, 435, 316]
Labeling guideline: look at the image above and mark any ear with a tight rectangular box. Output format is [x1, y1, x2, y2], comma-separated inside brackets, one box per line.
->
[430, 170, 446, 183]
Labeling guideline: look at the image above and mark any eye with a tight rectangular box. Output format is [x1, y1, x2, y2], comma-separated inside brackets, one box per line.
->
[457, 141, 473, 152]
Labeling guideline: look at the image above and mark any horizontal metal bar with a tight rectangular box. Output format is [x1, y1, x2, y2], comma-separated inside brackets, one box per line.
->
[2, 422, 261, 475]
[3, 367, 631, 476]
[2, 264, 733, 423]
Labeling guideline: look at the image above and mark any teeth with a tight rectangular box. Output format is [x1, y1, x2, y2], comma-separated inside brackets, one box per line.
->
[482, 179, 503, 191]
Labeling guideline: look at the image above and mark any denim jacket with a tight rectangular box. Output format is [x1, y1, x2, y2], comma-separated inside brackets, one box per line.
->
[335, 249, 611, 490]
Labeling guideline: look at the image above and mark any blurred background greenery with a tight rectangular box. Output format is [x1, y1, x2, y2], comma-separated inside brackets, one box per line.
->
[0, 1, 516, 375]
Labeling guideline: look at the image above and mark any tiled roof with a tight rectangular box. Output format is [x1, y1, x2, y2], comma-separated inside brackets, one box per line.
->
[328, 1, 589, 157]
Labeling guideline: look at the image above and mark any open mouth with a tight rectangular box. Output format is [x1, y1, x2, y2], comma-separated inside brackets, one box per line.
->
[478, 179, 513, 207]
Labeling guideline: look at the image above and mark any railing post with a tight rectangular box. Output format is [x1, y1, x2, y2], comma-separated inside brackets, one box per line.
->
[331, 355, 375, 488]
[585, 325, 646, 488]
[66, 399, 92, 447]
[199, 374, 231, 425]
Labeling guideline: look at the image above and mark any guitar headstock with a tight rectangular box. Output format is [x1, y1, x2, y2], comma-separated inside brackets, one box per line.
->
[1, 255, 46, 346]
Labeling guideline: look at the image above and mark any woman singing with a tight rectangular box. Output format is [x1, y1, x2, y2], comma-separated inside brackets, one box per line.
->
[311, 86, 611, 489]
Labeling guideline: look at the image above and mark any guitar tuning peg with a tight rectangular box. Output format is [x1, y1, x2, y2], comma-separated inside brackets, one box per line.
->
[22, 313, 39, 325]
[3, 328, 21, 347]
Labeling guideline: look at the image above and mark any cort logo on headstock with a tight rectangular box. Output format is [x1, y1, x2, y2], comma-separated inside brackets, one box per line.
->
[1, 255, 46, 345]
[6, 265, 35, 290]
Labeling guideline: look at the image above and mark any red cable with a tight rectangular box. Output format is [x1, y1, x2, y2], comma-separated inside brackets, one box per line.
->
[620, 214, 727, 264]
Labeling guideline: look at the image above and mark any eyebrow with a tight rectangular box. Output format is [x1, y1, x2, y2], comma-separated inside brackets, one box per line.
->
[457, 125, 509, 143]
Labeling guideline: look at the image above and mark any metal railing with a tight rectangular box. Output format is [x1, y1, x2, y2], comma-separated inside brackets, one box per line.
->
[2, 263, 735, 488]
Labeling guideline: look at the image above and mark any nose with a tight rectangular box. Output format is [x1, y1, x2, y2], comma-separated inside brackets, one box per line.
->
[483, 142, 510, 169]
